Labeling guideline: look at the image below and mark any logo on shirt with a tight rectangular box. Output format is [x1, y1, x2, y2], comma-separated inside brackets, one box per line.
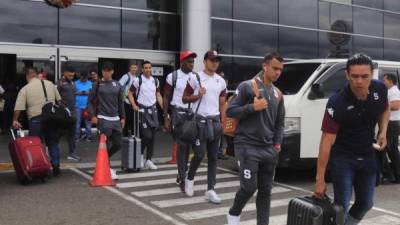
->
[327, 108, 334, 117]
[347, 105, 354, 111]
[373, 92, 379, 101]
[112, 82, 116, 87]
[273, 88, 279, 99]
[235, 89, 240, 95]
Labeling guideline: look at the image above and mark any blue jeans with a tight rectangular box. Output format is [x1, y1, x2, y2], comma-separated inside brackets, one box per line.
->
[75, 108, 92, 139]
[29, 117, 61, 167]
[330, 152, 376, 223]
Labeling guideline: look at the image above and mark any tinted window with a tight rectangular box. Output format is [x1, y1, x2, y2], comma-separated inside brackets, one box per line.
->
[384, 0, 400, 12]
[353, 36, 383, 60]
[353, 0, 383, 9]
[279, 0, 318, 28]
[233, 23, 277, 56]
[233, 0, 278, 23]
[218, 57, 262, 90]
[79, 0, 120, 6]
[279, 28, 318, 59]
[122, 0, 178, 13]
[318, 68, 347, 98]
[212, 20, 233, 54]
[122, 12, 179, 51]
[59, 5, 120, 47]
[211, 0, 232, 18]
[353, 8, 383, 36]
[275, 63, 320, 95]
[0, 0, 57, 44]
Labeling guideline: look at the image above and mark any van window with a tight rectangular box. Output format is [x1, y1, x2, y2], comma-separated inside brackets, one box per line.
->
[275, 63, 320, 95]
[317, 68, 347, 98]
[378, 67, 397, 81]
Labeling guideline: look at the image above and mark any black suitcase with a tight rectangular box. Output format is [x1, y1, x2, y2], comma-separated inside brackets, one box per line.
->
[121, 111, 142, 172]
[287, 196, 344, 225]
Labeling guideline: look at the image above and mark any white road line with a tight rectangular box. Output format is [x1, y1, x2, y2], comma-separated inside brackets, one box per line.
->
[177, 198, 291, 220]
[117, 167, 208, 179]
[360, 215, 400, 225]
[216, 165, 400, 219]
[152, 187, 290, 208]
[75, 157, 171, 169]
[87, 164, 179, 175]
[70, 168, 187, 225]
[118, 173, 236, 188]
[236, 214, 287, 225]
[133, 181, 241, 197]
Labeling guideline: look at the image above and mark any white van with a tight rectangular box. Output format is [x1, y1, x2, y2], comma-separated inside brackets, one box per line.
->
[275, 59, 400, 168]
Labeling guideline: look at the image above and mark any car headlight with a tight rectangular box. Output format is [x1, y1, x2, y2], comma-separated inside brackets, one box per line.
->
[284, 117, 300, 135]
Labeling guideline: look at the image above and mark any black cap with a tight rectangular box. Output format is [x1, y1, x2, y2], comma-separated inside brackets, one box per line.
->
[204, 50, 222, 61]
[102, 61, 114, 71]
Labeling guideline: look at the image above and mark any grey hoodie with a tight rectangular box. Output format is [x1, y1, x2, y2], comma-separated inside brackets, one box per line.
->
[88, 79, 125, 120]
[226, 77, 285, 147]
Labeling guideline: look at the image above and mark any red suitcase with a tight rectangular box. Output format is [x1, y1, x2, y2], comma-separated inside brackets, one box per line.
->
[8, 129, 51, 184]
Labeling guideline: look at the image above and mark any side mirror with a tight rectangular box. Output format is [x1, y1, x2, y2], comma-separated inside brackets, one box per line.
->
[308, 83, 324, 100]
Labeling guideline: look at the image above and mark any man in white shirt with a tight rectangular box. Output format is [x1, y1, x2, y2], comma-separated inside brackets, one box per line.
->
[119, 62, 138, 136]
[182, 50, 227, 204]
[128, 61, 163, 170]
[381, 73, 400, 183]
[163, 50, 197, 191]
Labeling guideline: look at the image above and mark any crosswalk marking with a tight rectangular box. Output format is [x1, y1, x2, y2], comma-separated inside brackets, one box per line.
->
[236, 214, 287, 225]
[87, 164, 179, 174]
[117, 173, 236, 188]
[360, 215, 400, 225]
[151, 187, 290, 208]
[177, 198, 291, 220]
[117, 167, 208, 179]
[132, 181, 241, 197]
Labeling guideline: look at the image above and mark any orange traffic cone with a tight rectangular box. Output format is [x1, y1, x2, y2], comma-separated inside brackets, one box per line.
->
[90, 134, 115, 187]
[168, 143, 178, 164]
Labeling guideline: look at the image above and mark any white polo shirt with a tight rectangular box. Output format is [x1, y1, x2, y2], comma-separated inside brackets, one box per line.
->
[184, 71, 227, 117]
[388, 85, 400, 121]
[165, 69, 191, 109]
[130, 75, 159, 107]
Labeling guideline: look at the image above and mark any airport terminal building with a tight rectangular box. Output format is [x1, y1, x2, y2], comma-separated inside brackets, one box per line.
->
[0, 0, 400, 87]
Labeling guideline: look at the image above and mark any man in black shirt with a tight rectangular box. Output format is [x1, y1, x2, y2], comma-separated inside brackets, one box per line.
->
[315, 54, 390, 225]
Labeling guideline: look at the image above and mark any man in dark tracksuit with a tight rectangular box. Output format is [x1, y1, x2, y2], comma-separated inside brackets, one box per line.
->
[88, 62, 125, 180]
[226, 53, 285, 225]
[57, 67, 80, 162]
[163, 50, 197, 191]
[315, 54, 389, 225]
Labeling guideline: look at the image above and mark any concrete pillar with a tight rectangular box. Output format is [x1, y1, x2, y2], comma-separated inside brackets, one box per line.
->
[181, 0, 211, 71]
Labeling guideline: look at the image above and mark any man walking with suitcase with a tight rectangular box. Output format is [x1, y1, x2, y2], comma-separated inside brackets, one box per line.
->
[119, 62, 137, 137]
[88, 62, 125, 180]
[12, 67, 63, 176]
[128, 61, 163, 170]
[163, 50, 197, 191]
[225, 53, 285, 225]
[315, 53, 390, 225]
[57, 67, 81, 162]
[182, 50, 227, 204]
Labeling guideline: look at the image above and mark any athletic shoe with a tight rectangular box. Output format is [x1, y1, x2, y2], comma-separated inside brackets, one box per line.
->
[205, 190, 222, 204]
[110, 168, 119, 180]
[185, 178, 194, 197]
[67, 153, 81, 162]
[52, 166, 61, 177]
[145, 160, 158, 170]
[227, 214, 240, 225]
[176, 175, 181, 185]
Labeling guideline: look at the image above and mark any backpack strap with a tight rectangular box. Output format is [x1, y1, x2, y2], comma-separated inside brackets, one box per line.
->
[136, 75, 143, 100]
[250, 79, 260, 98]
[169, 70, 178, 103]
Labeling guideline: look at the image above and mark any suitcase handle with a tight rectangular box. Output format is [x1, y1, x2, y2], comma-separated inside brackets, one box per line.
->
[10, 129, 25, 140]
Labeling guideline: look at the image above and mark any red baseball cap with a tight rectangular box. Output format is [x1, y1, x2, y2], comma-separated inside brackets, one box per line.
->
[180, 50, 197, 62]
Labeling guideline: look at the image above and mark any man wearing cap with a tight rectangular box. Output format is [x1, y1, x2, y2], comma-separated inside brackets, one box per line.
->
[163, 50, 197, 191]
[182, 50, 227, 204]
[88, 62, 125, 180]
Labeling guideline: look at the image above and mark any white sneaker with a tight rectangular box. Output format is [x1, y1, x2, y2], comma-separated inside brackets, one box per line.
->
[110, 168, 119, 180]
[227, 214, 240, 225]
[185, 178, 194, 197]
[205, 190, 222, 204]
[140, 155, 144, 168]
[145, 160, 158, 170]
